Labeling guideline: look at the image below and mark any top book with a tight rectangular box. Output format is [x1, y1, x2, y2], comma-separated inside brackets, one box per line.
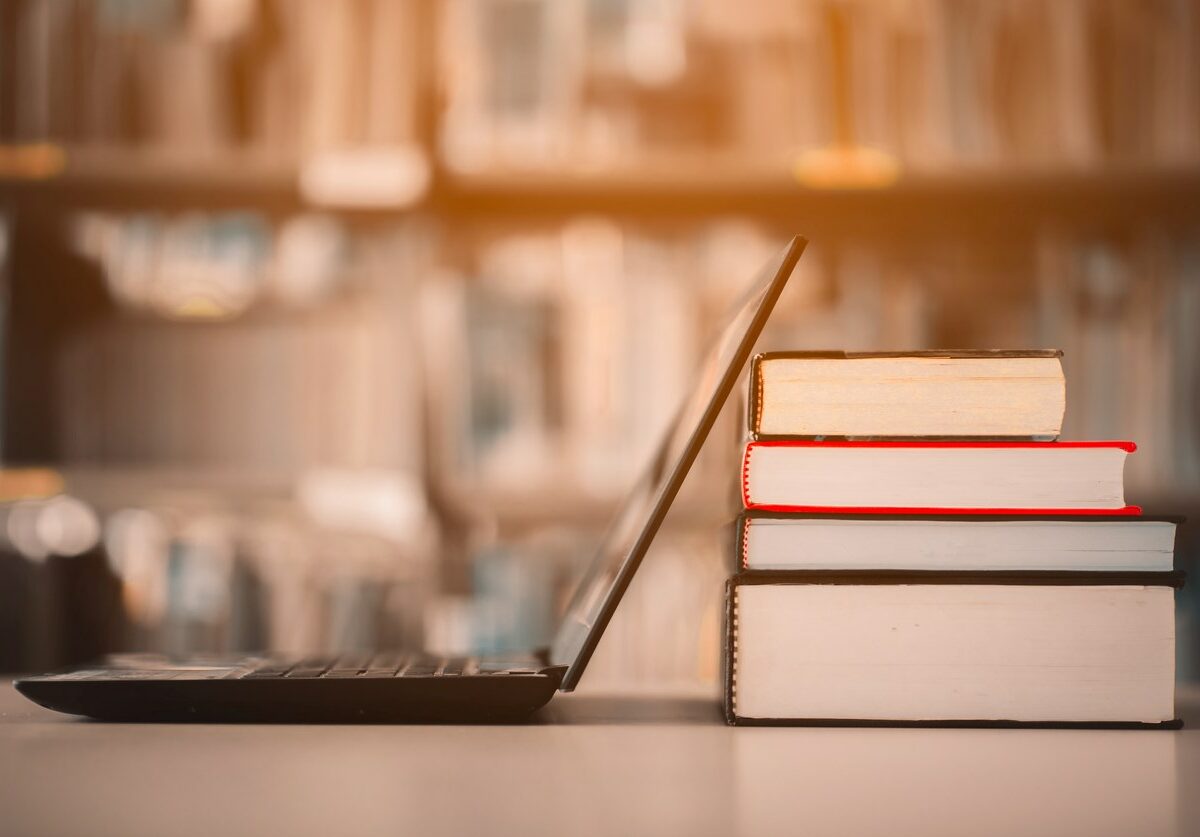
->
[748, 351, 1065, 440]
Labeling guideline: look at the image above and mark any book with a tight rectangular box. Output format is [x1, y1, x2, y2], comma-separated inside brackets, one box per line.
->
[748, 350, 1065, 439]
[724, 572, 1184, 727]
[740, 440, 1140, 515]
[737, 513, 1178, 572]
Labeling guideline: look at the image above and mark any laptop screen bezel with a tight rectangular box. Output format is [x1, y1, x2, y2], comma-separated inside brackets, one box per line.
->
[555, 235, 807, 691]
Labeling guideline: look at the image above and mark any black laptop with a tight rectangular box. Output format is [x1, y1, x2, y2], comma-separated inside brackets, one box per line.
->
[15, 236, 807, 722]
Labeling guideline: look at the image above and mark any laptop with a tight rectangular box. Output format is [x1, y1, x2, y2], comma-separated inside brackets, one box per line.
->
[15, 236, 807, 722]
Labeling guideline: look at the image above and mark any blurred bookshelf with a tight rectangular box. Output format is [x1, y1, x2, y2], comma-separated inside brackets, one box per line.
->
[0, 145, 302, 212]
[1, 0, 1199, 686]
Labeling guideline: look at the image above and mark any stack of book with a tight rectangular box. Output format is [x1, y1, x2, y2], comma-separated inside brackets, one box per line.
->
[724, 350, 1184, 728]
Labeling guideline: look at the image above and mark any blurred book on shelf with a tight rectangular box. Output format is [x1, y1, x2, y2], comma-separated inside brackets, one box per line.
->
[4, 0, 1198, 188]
[421, 221, 699, 502]
[4, 212, 1200, 684]
[56, 213, 424, 473]
[4, 0, 424, 155]
[1037, 230, 1200, 497]
[437, 0, 1200, 176]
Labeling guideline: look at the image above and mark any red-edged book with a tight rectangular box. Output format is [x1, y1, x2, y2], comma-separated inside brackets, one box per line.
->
[740, 440, 1140, 515]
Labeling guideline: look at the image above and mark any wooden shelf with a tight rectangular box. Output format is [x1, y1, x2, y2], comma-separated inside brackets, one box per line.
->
[0, 146, 302, 214]
[4, 147, 1200, 231]
[433, 162, 1200, 231]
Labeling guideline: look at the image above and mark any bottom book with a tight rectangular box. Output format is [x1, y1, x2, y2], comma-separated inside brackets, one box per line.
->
[724, 571, 1185, 728]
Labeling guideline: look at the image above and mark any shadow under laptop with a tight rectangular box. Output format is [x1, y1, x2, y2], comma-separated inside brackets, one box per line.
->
[52, 694, 724, 726]
[532, 695, 724, 725]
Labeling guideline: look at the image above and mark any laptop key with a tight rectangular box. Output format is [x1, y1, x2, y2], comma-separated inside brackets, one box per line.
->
[362, 653, 410, 678]
[285, 659, 333, 678]
[320, 654, 371, 678]
[476, 659, 542, 673]
[399, 665, 439, 677]
[439, 658, 468, 676]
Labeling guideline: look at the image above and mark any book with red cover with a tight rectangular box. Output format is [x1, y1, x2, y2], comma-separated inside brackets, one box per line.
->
[740, 440, 1141, 515]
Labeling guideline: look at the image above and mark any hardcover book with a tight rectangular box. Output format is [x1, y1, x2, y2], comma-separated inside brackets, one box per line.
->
[740, 440, 1140, 515]
[736, 512, 1178, 572]
[748, 350, 1065, 440]
[724, 571, 1184, 727]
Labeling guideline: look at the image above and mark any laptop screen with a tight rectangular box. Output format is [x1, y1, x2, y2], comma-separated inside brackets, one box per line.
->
[551, 236, 806, 689]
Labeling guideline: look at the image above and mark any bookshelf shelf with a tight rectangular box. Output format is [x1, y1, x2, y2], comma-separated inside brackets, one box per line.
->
[433, 163, 1200, 229]
[0, 146, 302, 213]
[436, 487, 618, 533]
[5, 147, 1199, 230]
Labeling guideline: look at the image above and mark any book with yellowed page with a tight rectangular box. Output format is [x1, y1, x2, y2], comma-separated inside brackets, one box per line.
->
[724, 571, 1184, 728]
[748, 350, 1065, 440]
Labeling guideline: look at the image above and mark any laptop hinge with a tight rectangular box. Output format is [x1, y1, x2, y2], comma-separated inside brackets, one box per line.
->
[531, 648, 568, 687]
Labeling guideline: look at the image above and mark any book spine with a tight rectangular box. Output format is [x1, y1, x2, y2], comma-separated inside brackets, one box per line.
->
[740, 442, 753, 511]
[738, 513, 750, 572]
[747, 353, 764, 437]
[723, 577, 739, 725]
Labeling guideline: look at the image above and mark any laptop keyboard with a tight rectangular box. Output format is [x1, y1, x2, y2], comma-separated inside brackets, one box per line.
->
[29, 653, 549, 682]
[240, 653, 546, 679]
[241, 653, 468, 679]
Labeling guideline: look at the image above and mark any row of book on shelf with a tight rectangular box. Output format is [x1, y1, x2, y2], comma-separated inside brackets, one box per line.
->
[5, 0, 420, 154]
[725, 350, 1182, 726]
[11, 208, 1200, 687]
[427, 222, 1200, 504]
[443, 0, 1200, 170]
[0, 481, 724, 690]
[41, 209, 1200, 505]
[0, 465, 445, 672]
[6, 0, 1197, 170]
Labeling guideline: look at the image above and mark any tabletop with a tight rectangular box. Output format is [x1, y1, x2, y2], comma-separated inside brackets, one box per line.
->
[2, 681, 1198, 837]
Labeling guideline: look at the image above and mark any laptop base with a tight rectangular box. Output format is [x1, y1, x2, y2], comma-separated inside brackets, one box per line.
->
[15, 658, 565, 723]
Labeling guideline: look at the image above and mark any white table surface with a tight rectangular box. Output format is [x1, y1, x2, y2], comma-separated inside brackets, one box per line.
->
[1, 681, 1197, 837]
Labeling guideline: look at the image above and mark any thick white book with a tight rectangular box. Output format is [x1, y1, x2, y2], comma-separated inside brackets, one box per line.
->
[725, 574, 1182, 727]
[738, 514, 1177, 572]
